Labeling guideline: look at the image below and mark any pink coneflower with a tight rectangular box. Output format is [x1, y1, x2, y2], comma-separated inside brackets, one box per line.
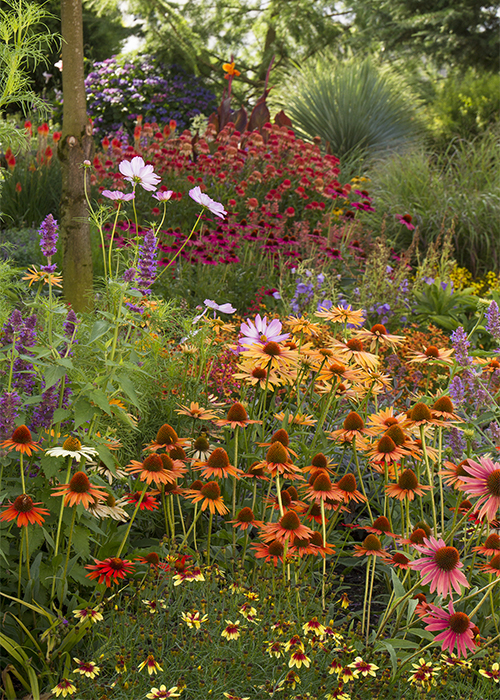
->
[409, 536, 469, 598]
[458, 456, 500, 522]
[239, 314, 289, 347]
[423, 601, 476, 658]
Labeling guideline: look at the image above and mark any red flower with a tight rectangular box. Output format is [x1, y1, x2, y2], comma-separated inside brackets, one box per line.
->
[0, 494, 49, 527]
[85, 557, 135, 586]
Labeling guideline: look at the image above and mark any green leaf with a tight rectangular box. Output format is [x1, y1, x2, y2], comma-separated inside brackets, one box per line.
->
[379, 640, 398, 676]
[408, 627, 435, 641]
[52, 408, 71, 423]
[390, 568, 406, 599]
[88, 389, 112, 416]
[116, 372, 140, 405]
[42, 365, 66, 391]
[89, 319, 111, 343]
[72, 525, 90, 560]
[73, 397, 97, 429]
[406, 598, 418, 625]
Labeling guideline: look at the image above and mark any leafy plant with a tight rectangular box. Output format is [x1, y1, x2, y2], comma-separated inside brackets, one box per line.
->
[278, 54, 424, 161]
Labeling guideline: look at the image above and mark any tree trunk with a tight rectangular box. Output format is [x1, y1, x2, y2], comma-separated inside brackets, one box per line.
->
[59, 0, 94, 311]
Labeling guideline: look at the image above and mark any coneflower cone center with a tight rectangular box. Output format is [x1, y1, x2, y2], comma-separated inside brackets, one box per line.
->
[433, 396, 454, 413]
[226, 402, 248, 422]
[311, 453, 328, 469]
[385, 425, 406, 445]
[267, 441, 289, 463]
[343, 412, 364, 431]
[488, 554, 500, 570]
[155, 423, 178, 445]
[384, 417, 399, 427]
[286, 486, 299, 500]
[252, 367, 267, 379]
[414, 520, 431, 536]
[201, 481, 221, 499]
[69, 471, 91, 493]
[193, 436, 210, 451]
[13, 494, 34, 512]
[448, 612, 471, 634]
[410, 528, 426, 544]
[145, 552, 160, 565]
[237, 507, 254, 523]
[434, 546, 460, 571]
[248, 462, 265, 476]
[425, 345, 439, 358]
[108, 558, 126, 571]
[190, 479, 203, 491]
[377, 436, 397, 454]
[486, 469, 500, 497]
[484, 534, 500, 549]
[337, 473, 356, 493]
[409, 402, 432, 422]
[143, 454, 164, 473]
[105, 494, 116, 507]
[312, 473, 332, 492]
[263, 341, 281, 356]
[170, 446, 186, 461]
[280, 511, 301, 530]
[372, 516, 391, 532]
[160, 454, 175, 471]
[294, 536, 311, 548]
[207, 448, 230, 469]
[11, 425, 32, 444]
[62, 436, 81, 451]
[363, 534, 382, 551]
[268, 540, 284, 556]
[347, 338, 364, 352]
[271, 429, 289, 447]
[328, 362, 345, 375]
[398, 469, 418, 490]
[371, 324, 387, 335]
[281, 490, 292, 507]
[393, 553, 409, 565]
[309, 531, 323, 546]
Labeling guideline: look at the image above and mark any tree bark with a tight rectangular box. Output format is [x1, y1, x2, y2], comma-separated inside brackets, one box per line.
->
[59, 0, 94, 311]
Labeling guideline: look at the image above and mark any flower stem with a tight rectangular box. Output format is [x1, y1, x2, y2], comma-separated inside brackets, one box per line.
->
[116, 483, 148, 558]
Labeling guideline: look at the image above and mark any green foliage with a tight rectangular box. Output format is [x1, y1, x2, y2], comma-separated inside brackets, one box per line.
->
[367, 128, 500, 275]
[279, 55, 424, 162]
[413, 280, 478, 332]
[1, 154, 61, 228]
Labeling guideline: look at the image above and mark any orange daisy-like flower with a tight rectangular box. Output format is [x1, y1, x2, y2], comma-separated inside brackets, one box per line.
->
[315, 304, 365, 327]
[175, 401, 220, 421]
[385, 469, 431, 501]
[222, 61, 241, 77]
[245, 461, 269, 481]
[120, 491, 159, 511]
[353, 324, 405, 351]
[405, 402, 443, 428]
[329, 411, 373, 447]
[431, 396, 462, 423]
[389, 552, 411, 570]
[366, 434, 409, 467]
[472, 533, 500, 556]
[333, 473, 367, 504]
[258, 428, 298, 457]
[233, 362, 284, 390]
[303, 472, 339, 503]
[257, 441, 303, 480]
[126, 454, 177, 485]
[274, 411, 317, 426]
[251, 539, 285, 566]
[353, 534, 391, 559]
[479, 553, 500, 577]
[145, 423, 189, 453]
[316, 359, 364, 385]
[244, 340, 298, 372]
[51, 472, 108, 509]
[228, 507, 262, 531]
[302, 452, 336, 476]
[0, 494, 49, 527]
[215, 402, 261, 429]
[330, 337, 379, 370]
[289, 534, 322, 557]
[0, 424, 41, 455]
[183, 480, 229, 515]
[85, 557, 135, 586]
[194, 447, 243, 480]
[260, 510, 314, 545]
[439, 460, 470, 489]
[408, 345, 454, 365]
[362, 515, 398, 539]
[367, 407, 408, 435]
[285, 315, 321, 337]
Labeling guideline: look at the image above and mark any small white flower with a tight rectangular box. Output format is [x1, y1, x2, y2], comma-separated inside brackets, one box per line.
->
[153, 190, 173, 202]
[45, 442, 98, 462]
[204, 299, 236, 314]
[119, 156, 161, 192]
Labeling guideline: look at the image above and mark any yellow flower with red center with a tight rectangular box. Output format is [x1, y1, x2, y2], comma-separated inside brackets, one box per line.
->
[289, 650, 311, 668]
[73, 658, 100, 678]
[302, 617, 326, 637]
[138, 654, 163, 675]
[181, 610, 208, 628]
[51, 679, 77, 697]
[221, 619, 241, 640]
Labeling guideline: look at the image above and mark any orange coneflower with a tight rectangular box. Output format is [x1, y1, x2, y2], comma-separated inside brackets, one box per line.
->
[316, 304, 365, 327]
[244, 340, 298, 372]
[175, 401, 220, 421]
[431, 396, 462, 423]
[400, 527, 430, 547]
[194, 447, 243, 480]
[472, 533, 500, 556]
[479, 554, 500, 577]
[302, 452, 336, 476]
[285, 315, 321, 337]
[298, 501, 324, 524]
[51, 471, 108, 509]
[353, 534, 391, 559]
[233, 362, 284, 391]
[0, 425, 41, 455]
[353, 324, 405, 352]
[85, 557, 135, 586]
[228, 507, 262, 531]
[330, 337, 379, 370]
[439, 460, 470, 489]
[316, 359, 364, 385]
[329, 412, 373, 447]
[362, 515, 398, 539]
[289, 534, 321, 557]
[385, 469, 431, 501]
[160, 453, 187, 479]
[333, 473, 367, 504]
[273, 411, 317, 426]
[183, 480, 229, 515]
[251, 539, 286, 566]
[0, 494, 49, 527]
[408, 345, 454, 365]
[308, 530, 335, 556]
[303, 472, 339, 503]
[136, 552, 161, 567]
[119, 491, 159, 511]
[215, 402, 261, 429]
[404, 402, 443, 428]
[367, 407, 407, 435]
[389, 552, 411, 570]
[245, 461, 269, 481]
[146, 423, 189, 453]
[257, 441, 303, 480]
[126, 454, 177, 485]
[366, 434, 409, 468]
[260, 511, 314, 545]
[259, 428, 298, 457]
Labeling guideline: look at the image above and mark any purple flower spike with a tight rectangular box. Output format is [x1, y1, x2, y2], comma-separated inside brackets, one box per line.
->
[136, 230, 158, 292]
[486, 300, 500, 342]
[38, 214, 58, 258]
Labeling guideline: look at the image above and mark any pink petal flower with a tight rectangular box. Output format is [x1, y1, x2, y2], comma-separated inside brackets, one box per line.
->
[409, 536, 469, 598]
[423, 601, 476, 658]
[102, 190, 135, 201]
[119, 156, 161, 192]
[189, 186, 227, 219]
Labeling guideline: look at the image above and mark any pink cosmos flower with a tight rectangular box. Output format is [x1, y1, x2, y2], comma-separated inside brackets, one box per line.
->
[239, 314, 289, 347]
[189, 186, 227, 219]
[153, 190, 174, 202]
[409, 536, 469, 598]
[458, 456, 500, 522]
[423, 601, 476, 658]
[119, 156, 161, 191]
[102, 190, 135, 201]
